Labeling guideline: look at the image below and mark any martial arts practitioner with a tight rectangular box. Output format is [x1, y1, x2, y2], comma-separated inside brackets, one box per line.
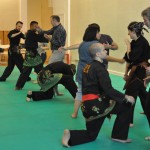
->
[123, 22, 150, 127]
[15, 21, 50, 90]
[0, 21, 30, 82]
[59, 24, 125, 118]
[39, 15, 66, 63]
[62, 43, 135, 147]
[141, 7, 150, 141]
[26, 62, 77, 101]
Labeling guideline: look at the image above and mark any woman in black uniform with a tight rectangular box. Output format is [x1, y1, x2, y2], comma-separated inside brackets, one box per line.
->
[123, 21, 150, 127]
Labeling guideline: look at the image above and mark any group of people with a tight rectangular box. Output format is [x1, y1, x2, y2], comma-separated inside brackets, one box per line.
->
[62, 7, 150, 147]
[0, 6, 150, 148]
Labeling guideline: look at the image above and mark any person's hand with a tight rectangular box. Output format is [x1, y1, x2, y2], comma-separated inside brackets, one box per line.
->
[58, 46, 66, 51]
[146, 67, 150, 75]
[103, 42, 111, 49]
[118, 58, 125, 64]
[123, 74, 129, 81]
[36, 26, 42, 32]
[125, 95, 135, 105]
[143, 75, 150, 87]
[146, 66, 150, 71]
[44, 34, 51, 41]
[18, 31, 22, 34]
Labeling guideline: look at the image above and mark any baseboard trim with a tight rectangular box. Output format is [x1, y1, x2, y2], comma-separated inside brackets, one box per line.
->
[108, 69, 124, 77]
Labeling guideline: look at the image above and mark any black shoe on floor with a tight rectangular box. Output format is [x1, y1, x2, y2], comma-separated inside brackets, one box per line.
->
[0, 77, 6, 82]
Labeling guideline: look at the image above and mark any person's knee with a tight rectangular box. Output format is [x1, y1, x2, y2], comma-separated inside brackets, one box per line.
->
[88, 133, 98, 141]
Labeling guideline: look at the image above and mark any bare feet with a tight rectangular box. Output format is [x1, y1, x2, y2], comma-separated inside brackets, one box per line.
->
[53, 86, 64, 96]
[62, 129, 70, 147]
[145, 136, 150, 141]
[71, 113, 77, 118]
[140, 112, 145, 114]
[32, 80, 38, 84]
[26, 91, 32, 102]
[56, 93, 64, 96]
[112, 138, 132, 143]
[129, 123, 134, 127]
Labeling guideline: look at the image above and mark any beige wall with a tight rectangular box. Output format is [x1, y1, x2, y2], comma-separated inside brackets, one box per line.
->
[0, 0, 20, 30]
[70, 0, 150, 75]
[27, 0, 53, 30]
[52, 0, 70, 46]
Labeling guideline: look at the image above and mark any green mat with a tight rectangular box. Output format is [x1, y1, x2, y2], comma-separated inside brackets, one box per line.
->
[0, 67, 149, 150]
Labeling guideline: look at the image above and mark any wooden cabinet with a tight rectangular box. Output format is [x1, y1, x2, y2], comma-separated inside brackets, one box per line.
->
[0, 31, 9, 65]
[0, 31, 9, 45]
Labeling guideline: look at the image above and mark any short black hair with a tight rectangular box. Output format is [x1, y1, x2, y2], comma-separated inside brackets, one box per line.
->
[51, 15, 60, 22]
[16, 21, 23, 25]
[30, 21, 38, 27]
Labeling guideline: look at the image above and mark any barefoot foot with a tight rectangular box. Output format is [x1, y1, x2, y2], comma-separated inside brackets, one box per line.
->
[62, 129, 70, 147]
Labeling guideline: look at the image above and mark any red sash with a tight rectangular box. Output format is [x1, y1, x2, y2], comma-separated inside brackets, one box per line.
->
[82, 94, 100, 102]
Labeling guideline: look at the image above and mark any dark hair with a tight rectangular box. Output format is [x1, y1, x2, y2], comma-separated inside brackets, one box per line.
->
[16, 21, 23, 25]
[51, 15, 60, 22]
[83, 26, 99, 41]
[128, 21, 143, 37]
[88, 23, 100, 32]
[30, 21, 38, 27]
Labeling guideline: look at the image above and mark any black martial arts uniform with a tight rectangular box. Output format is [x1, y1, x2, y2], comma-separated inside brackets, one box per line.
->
[0, 29, 26, 81]
[15, 30, 48, 89]
[67, 60, 132, 146]
[124, 35, 150, 124]
[28, 62, 77, 101]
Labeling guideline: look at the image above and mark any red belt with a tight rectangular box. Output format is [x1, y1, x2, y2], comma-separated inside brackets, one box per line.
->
[82, 94, 100, 102]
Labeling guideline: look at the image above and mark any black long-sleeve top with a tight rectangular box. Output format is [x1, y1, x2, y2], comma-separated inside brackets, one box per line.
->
[82, 60, 125, 103]
[46, 24, 66, 50]
[25, 30, 48, 51]
[124, 36, 150, 65]
[44, 61, 73, 75]
[8, 29, 25, 48]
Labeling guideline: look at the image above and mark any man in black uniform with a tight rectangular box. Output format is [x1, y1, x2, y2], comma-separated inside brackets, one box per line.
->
[26, 61, 77, 101]
[15, 21, 50, 90]
[0, 21, 30, 81]
[62, 43, 135, 147]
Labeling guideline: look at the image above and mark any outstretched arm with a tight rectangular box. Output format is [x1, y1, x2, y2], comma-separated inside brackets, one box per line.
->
[106, 55, 125, 64]
[58, 43, 80, 51]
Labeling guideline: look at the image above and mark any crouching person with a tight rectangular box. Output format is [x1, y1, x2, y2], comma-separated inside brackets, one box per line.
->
[26, 70, 77, 101]
[62, 43, 135, 147]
